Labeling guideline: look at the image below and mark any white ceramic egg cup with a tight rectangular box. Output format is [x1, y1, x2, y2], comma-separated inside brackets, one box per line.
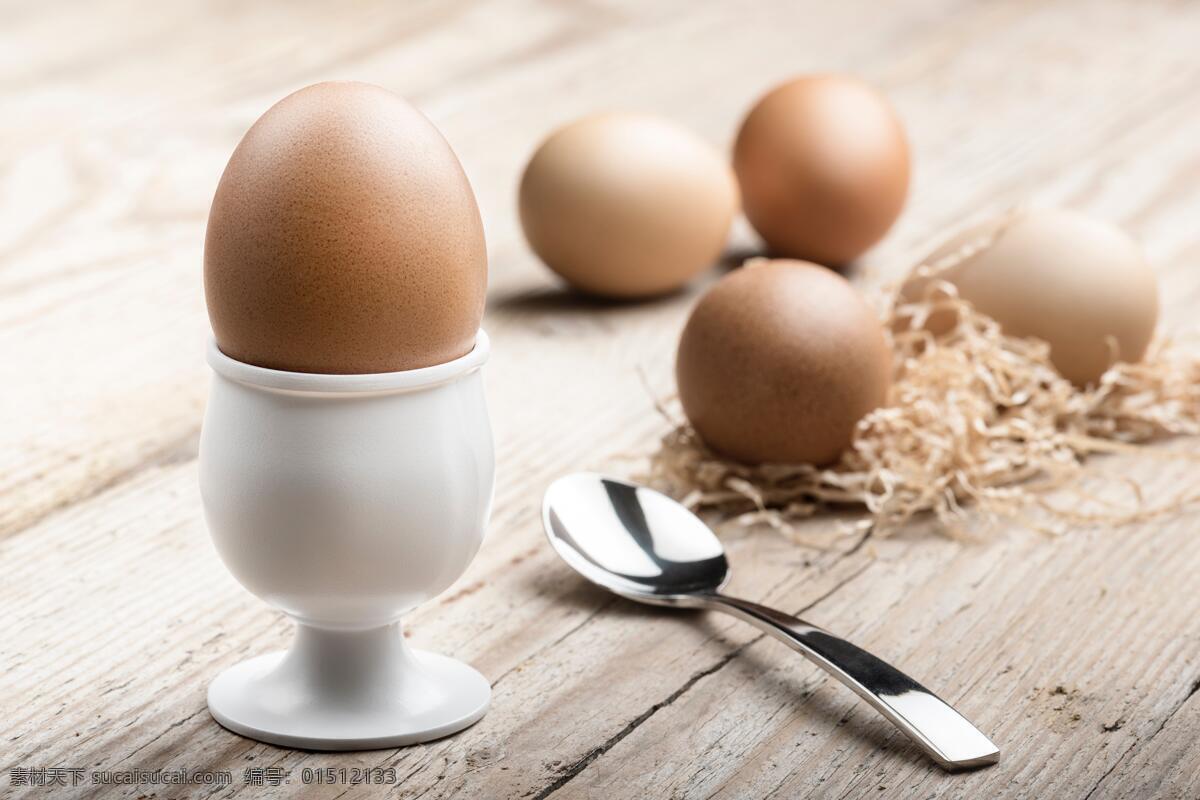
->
[199, 331, 494, 750]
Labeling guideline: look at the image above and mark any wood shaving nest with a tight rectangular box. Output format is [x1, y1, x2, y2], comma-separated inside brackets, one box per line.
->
[643, 231, 1200, 541]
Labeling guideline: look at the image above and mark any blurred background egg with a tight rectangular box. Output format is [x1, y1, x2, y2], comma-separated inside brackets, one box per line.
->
[204, 81, 487, 374]
[733, 75, 910, 266]
[902, 208, 1159, 386]
[519, 113, 738, 298]
[676, 260, 892, 465]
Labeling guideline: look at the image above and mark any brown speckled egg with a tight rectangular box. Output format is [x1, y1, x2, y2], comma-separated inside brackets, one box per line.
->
[734, 75, 909, 266]
[676, 260, 892, 465]
[519, 113, 739, 298]
[204, 81, 487, 374]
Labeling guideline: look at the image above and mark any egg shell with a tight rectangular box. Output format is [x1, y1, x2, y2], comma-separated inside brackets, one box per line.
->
[204, 81, 487, 374]
[903, 209, 1159, 386]
[519, 113, 739, 298]
[733, 75, 909, 265]
[676, 260, 892, 465]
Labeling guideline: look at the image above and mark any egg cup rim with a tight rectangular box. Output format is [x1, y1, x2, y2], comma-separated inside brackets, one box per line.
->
[206, 329, 490, 395]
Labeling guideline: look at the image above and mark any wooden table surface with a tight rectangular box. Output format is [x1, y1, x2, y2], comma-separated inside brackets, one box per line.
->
[4, 1, 1200, 798]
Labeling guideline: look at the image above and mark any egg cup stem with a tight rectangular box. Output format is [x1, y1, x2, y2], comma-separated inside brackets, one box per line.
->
[207, 621, 490, 750]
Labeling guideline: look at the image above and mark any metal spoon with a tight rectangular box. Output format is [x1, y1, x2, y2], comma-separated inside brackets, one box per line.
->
[542, 473, 1000, 771]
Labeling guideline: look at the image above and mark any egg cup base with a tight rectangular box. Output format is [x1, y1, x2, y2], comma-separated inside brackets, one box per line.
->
[206, 621, 490, 751]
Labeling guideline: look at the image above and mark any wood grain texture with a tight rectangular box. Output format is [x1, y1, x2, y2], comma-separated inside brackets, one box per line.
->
[2, 1, 1199, 798]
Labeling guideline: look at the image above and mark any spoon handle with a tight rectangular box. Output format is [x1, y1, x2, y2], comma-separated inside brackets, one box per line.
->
[705, 593, 999, 771]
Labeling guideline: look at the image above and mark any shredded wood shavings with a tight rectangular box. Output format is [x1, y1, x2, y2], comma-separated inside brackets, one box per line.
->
[643, 221, 1200, 540]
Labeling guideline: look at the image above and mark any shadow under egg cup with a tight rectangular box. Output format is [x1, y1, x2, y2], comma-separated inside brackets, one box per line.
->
[199, 331, 494, 750]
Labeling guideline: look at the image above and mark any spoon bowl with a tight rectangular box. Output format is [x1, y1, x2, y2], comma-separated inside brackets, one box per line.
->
[543, 473, 729, 605]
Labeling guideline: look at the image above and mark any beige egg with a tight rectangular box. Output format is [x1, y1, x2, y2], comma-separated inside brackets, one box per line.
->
[519, 113, 739, 298]
[902, 209, 1159, 386]
[205, 81, 487, 374]
[676, 260, 892, 465]
[734, 75, 910, 265]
